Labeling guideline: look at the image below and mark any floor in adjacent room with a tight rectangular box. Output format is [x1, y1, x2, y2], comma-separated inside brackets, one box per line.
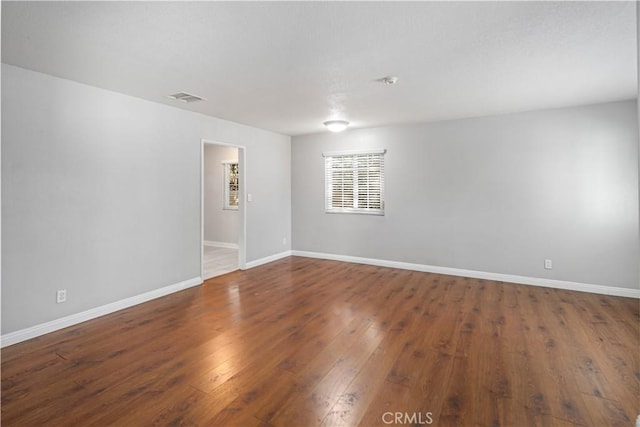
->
[203, 245, 238, 279]
[1, 256, 638, 426]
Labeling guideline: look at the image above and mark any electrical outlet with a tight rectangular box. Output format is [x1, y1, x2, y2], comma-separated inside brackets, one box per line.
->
[56, 289, 67, 303]
[283, 237, 287, 245]
[544, 259, 553, 270]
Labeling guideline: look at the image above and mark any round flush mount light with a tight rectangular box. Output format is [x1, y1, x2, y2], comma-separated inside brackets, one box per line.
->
[323, 120, 350, 133]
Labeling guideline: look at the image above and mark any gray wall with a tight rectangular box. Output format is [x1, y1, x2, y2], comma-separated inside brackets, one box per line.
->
[1, 64, 291, 334]
[204, 144, 239, 245]
[292, 100, 639, 290]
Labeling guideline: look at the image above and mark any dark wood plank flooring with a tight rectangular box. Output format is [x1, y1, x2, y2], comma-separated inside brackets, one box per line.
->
[2, 256, 639, 426]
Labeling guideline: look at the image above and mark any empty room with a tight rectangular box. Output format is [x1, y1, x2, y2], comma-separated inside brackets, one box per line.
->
[1, 2, 638, 426]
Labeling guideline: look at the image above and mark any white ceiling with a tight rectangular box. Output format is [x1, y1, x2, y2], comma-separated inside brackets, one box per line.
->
[2, 1, 637, 136]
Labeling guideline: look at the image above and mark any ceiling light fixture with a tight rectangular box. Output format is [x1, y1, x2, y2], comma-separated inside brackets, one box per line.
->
[323, 120, 349, 132]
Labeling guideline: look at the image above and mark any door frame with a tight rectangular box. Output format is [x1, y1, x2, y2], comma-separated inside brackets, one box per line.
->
[201, 139, 247, 281]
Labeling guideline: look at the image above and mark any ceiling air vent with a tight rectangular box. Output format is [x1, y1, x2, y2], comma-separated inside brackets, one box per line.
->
[167, 92, 206, 103]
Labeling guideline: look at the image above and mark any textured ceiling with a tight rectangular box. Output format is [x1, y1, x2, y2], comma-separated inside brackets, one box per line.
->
[2, 1, 637, 136]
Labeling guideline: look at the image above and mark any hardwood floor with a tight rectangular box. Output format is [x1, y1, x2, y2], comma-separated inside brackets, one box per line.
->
[2, 256, 638, 426]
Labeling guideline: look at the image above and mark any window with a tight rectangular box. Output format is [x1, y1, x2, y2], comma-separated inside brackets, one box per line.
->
[223, 162, 239, 210]
[324, 149, 386, 215]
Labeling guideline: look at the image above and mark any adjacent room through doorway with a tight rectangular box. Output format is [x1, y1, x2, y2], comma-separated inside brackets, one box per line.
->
[202, 142, 241, 279]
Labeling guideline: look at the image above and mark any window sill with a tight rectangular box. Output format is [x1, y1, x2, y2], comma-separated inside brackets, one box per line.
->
[325, 209, 384, 216]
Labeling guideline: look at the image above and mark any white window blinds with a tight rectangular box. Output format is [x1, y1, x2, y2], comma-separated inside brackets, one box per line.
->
[324, 149, 386, 215]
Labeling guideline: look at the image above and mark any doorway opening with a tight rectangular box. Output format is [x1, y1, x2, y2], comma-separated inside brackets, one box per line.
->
[201, 139, 246, 280]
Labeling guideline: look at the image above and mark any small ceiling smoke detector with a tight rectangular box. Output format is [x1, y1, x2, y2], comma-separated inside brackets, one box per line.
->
[379, 76, 398, 85]
[167, 92, 206, 103]
[323, 120, 349, 132]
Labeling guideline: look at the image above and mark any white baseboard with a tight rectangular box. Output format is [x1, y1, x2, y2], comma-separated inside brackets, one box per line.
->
[204, 240, 239, 249]
[1, 276, 203, 348]
[5, 251, 634, 348]
[245, 250, 292, 269]
[291, 250, 640, 299]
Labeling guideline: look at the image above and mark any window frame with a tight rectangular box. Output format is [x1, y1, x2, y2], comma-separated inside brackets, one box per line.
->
[222, 161, 239, 210]
[323, 149, 386, 216]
